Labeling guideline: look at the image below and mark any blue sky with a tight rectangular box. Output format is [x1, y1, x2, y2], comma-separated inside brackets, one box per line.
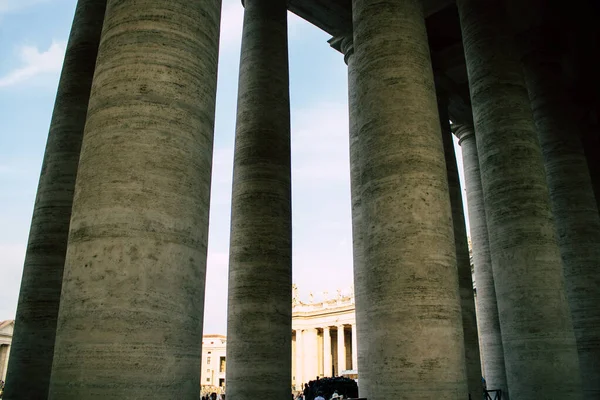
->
[0, 0, 468, 335]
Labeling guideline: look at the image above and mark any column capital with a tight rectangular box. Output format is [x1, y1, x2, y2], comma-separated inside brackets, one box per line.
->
[451, 123, 475, 146]
[328, 34, 354, 65]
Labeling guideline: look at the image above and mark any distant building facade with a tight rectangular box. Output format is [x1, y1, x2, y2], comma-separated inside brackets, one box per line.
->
[0, 320, 14, 382]
[200, 334, 227, 394]
[292, 285, 357, 390]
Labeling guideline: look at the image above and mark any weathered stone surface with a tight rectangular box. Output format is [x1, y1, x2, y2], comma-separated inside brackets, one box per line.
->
[522, 25, 600, 398]
[454, 124, 508, 397]
[438, 100, 483, 400]
[456, 0, 582, 398]
[225, 1, 292, 400]
[47, 0, 221, 398]
[351, 0, 467, 398]
[4, 1, 106, 399]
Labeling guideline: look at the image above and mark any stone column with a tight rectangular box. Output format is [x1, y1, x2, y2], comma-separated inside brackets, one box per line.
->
[304, 328, 319, 382]
[521, 23, 600, 398]
[46, 0, 221, 398]
[0, 345, 8, 381]
[323, 326, 332, 377]
[438, 99, 483, 399]
[296, 330, 304, 388]
[336, 325, 346, 374]
[329, 31, 365, 385]
[351, 0, 468, 397]
[3, 1, 106, 399]
[225, 1, 292, 400]
[453, 123, 508, 396]
[351, 324, 358, 371]
[456, 0, 583, 398]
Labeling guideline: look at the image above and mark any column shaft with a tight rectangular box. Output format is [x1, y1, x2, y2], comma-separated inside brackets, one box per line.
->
[351, 324, 357, 371]
[454, 124, 508, 396]
[323, 327, 332, 377]
[439, 103, 483, 399]
[522, 24, 600, 397]
[352, 0, 468, 397]
[336, 326, 346, 374]
[225, 1, 292, 399]
[456, 0, 582, 398]
[296, 330, 304, 388]
[47, 0, 221, 398]
[4, 1, 106, 398]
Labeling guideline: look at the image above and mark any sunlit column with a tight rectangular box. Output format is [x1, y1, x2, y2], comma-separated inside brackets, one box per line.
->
[337, 325, 346, 374]
[351, 324, 358, 371]
[323, 327, 332, 377]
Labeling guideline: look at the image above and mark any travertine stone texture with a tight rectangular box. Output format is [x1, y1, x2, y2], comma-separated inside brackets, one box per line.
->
[438, 102, 483, 400]
[456, 0, 583, 398]
[3, 1, 106, 398]
[225, 1, 292, 399]
[522, 29, 600, 398]
[454, 124, 508, 397]
[340, 34, 367, 389]
[351, 1, 468, 398]
[47, 0, 221, 398]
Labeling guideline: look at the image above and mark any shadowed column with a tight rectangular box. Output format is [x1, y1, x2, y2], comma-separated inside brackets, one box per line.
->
[225, 0, 292, 399]
[521, 19, 600, 398]
[453, 123, 508, 397]
[4, 1, 106, 399]
[351, 0, 468, 397]
[46, 0, 221, 398]
[456, 0, 583, 398]
[438, 99, 483, 400]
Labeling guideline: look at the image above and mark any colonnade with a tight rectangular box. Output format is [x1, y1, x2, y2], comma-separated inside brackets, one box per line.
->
[292, 324, 358, 388]
[3, 0, 599, 399]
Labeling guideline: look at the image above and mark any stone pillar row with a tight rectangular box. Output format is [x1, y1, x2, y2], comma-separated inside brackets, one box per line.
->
[7, 0, 598, 399]
[456, 0, 582, 398]
[294, 324, 357, 385]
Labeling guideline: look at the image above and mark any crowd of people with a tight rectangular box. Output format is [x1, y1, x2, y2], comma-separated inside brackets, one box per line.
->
[294, 376, 359, 400]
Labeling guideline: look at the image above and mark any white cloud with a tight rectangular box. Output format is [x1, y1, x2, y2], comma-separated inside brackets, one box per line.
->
[0, 41, 66, 88]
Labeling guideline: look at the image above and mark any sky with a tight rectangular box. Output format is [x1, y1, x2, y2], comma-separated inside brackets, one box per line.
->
[0, 0, 468, 335]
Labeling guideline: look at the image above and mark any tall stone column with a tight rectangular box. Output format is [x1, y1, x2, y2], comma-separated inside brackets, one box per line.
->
[296, 330, 304, 388]
[225, 1, 292, 400]
[351, 0, 468, 398]
[323, 326, 332, 377]
[336, 325, 346, 374]
[3, 1, 106, 399]
[453, 124, 508, 396]
[521, 23, 600, 398]
[438, 100, 483, 400]
[456, 0, 582, 398]
[46, 0, 221, 398]
[351, 324, 358, 371]
[329, 32, 366, 386]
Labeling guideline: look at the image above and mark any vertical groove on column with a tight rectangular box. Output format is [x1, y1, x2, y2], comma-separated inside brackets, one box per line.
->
[352, 0, 468, 398]
[47, 0, 221, 398]
[456, 0, 582, 398]
[454, 124, 509, 397]
[522, 24, 600, 398]
[438, 102, 483, 400]
[4, 1, 107, 399]
[225, 0, 291, 399]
